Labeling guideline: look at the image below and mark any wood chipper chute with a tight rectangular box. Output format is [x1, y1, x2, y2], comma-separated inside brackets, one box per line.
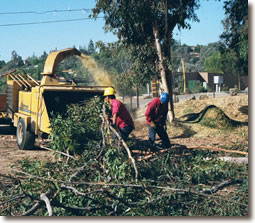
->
[0, 48, 111, 150]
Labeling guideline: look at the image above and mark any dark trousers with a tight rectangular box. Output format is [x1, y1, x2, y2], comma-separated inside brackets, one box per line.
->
[147, 124, 171, 148]
[118, 125, 134, 141]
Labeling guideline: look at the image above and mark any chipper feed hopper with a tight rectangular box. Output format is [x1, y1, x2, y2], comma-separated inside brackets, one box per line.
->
[0, 48, 108, 150]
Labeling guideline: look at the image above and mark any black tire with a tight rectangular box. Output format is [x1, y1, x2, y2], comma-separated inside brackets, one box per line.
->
[16, 118, 35, 150]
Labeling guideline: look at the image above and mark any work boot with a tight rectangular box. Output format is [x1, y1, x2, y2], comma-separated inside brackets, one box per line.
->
[149, 142, 159, 152]
[164, 143, 172, 149]
[161, 141, 171, 149]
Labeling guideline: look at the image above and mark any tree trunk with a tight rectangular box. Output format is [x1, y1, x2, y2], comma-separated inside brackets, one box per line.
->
[164, 0, 175, 121]
[153, 23, 175, 122]
[136, 87, 140, 108]
[130, 90, 132, 109]
[238, 73, 241, 90]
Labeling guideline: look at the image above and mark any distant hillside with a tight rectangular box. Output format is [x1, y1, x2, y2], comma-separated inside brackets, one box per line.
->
[171, 42, 221, 72]
[0, 41, 221, 93]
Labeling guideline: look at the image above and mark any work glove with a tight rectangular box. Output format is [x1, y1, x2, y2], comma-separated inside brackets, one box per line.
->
[104, 114, 109, 121]
[150, 121, 156, 129]
[109, 119, 115, 127]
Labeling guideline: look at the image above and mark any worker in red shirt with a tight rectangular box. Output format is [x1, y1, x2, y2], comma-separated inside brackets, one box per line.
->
[103, 87, 134, 141]
[145, 92, 171, 149]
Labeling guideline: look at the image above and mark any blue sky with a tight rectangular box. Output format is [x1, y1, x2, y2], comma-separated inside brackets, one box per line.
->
[0, 0, 229, 62]
[173, 0, 225, 45]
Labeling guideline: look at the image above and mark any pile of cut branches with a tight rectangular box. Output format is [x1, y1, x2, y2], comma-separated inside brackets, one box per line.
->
[0, 97, 248, 216]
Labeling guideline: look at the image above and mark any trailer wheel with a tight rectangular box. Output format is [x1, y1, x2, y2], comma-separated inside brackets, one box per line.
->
[16, 118, 35, 150]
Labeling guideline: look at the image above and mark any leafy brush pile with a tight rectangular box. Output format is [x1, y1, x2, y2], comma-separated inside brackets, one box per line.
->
[49, 96, 104, 155]
[179, 105, 248, 129]
[0, 98, 248, 216]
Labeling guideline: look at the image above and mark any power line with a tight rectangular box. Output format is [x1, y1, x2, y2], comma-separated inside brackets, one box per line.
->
[0, 8, 93, 15]
[0, 17, 104, 27]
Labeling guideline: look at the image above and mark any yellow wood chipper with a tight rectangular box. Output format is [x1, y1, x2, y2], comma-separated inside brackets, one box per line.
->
[0, 48, 108, 150]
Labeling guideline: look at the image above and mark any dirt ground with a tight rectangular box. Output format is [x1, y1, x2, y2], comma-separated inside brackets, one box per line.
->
[0, 126, 55, 175]
[0, 94, 248, 175]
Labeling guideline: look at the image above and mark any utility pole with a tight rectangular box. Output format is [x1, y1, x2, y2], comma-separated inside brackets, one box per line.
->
[181, 58, 186, 94]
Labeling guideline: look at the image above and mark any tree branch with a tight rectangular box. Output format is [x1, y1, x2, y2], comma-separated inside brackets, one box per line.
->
[96, 114, 107, 160]
[61, 184, 93, 196]
[50, 200, 111, 213]
[61, 184, 105, 196]
[0, 173, 21, 184]
[0, 195, 26, 206]
[109, 125, 138, 180]
[61, 184, 140, 210]
[10, 168, 245, 198]
[40, 192, 53, 216]
[68, 164, 88, 182]
[201, 179, 243, 194]
[100, 104, 138, 180]
[136, 149, 168, 161]
[186, 145, 248, 156]
[40, 145, 76, 160]
[22, 202, 42, 216]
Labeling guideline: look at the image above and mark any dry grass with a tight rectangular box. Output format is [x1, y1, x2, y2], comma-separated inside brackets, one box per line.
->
[175, 95, 248, 122]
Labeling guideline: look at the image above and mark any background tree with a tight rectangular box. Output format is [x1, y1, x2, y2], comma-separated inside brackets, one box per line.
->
[93, 41, 155, 108]
[204, 52, 223, 73]
[220, 0, 248, 89]
[11, 50, 24, 67]
[93, 41, 136, 102]
[93, 0, 201, 121]
[0, 60, 6, 69]
[88, 39, 96, 55]
[128, 43, 157, 108]
[93, 41, 121, 73]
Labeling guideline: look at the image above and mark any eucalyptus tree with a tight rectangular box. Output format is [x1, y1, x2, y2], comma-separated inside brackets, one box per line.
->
[220, 0, 248, 88]
[127, 43, 157, 108]
[92, 0, 200, 121]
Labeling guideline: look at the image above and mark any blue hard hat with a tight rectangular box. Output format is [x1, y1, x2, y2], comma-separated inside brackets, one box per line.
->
[160, 92, 169, 104]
